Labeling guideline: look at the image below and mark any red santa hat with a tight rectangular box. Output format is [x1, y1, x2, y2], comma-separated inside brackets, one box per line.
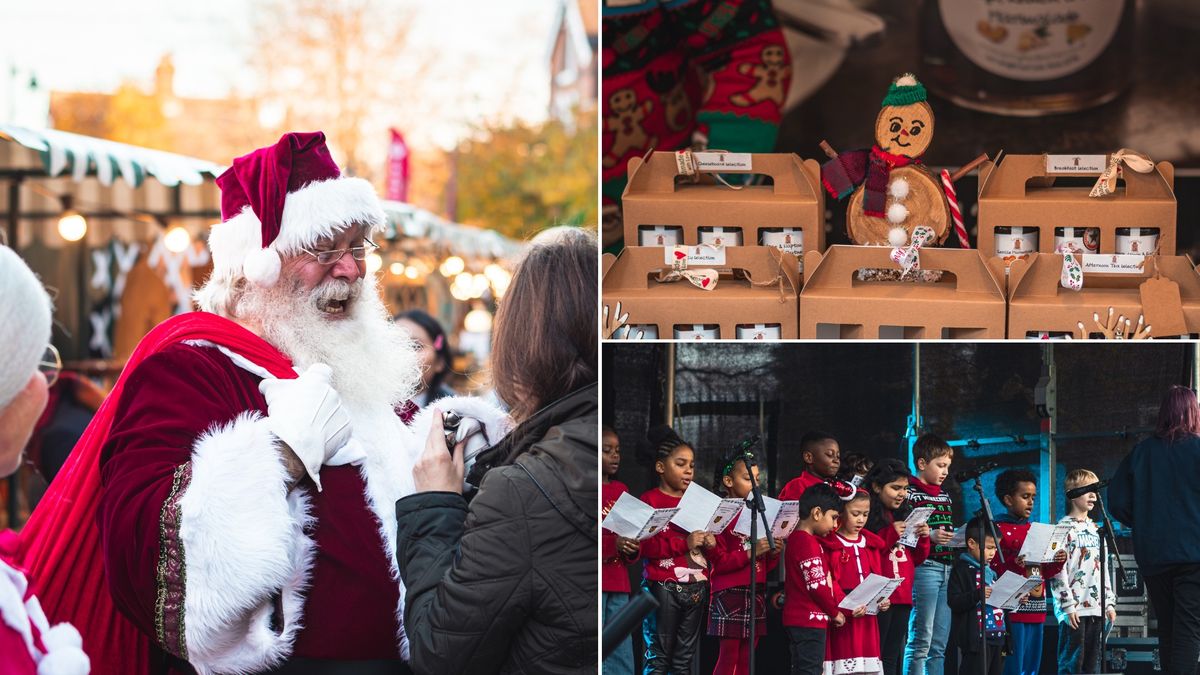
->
[208, 131, 386, 287]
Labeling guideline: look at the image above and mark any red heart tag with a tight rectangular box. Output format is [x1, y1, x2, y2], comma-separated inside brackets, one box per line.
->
[674, 250, 687, 260]
[701, 278, 710, 287]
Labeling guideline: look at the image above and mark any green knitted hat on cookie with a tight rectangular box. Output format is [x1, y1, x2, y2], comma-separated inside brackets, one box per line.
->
[881, 73, 927, 107]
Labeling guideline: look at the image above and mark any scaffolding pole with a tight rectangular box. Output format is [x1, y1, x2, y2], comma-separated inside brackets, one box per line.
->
[665, 343, 677, 428]
[906, 344, 922, 474]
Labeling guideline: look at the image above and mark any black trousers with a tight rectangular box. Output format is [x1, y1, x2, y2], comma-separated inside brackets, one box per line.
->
[877, 604, 912, 675]
[1057, 615, 1103, 673]
[1146, 564, 1200, 675]
[643, 580, 709, 675]
[785, 626, 826, 675]
[948, 642, 1003, 675]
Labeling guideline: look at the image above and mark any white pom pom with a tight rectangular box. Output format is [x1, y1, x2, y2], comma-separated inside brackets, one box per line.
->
[887, 202, 909, 224]
[37, 648, 90, 675]
[41, 624, 83, 652]
[889, 177, 910, 200]
[895, 73, 918, 87]
[243, 247, 281, 287]
[38, 624, 90, 675]
[888, 227, 909, 247]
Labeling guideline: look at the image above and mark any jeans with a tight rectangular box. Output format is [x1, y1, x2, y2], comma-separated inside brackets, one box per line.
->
[604, 591, 636, 675]
[1057, 615, 1102, 674]
[1145, 564, 1200, 675]
[906, 560, 951, 675]
[1004, 622, 1043, 675]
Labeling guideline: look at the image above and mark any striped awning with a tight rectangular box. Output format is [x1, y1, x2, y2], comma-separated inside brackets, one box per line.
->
[382, 200, 524, 259]
[0, 124, 224, 187]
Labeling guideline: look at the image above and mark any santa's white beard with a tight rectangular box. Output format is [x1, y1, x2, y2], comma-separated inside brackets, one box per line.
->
[238, 276, 420, 409]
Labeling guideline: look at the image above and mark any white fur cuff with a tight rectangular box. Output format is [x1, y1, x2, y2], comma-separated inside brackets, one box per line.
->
[178, 412, 316, 674]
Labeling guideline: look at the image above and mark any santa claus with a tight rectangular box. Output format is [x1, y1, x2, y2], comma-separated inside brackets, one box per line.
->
[12, 132, 509, 675]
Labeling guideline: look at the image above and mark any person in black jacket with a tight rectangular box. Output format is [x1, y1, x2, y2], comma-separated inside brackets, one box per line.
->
[395, 228, 598, 675]
[947, 517, 1006, 674]
[1110, 385, 1200, 674]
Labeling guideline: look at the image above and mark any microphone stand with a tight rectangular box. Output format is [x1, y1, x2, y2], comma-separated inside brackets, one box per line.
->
[1095, 492, 1128, 669]
[743, 450, 773, 675]
[972, 476, 1005, 675]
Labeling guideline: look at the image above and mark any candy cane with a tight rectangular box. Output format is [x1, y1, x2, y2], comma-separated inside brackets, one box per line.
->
[941, 169, 970, 249]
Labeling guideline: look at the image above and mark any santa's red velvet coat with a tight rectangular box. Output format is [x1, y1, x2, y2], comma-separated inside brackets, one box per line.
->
[96, 342, 502, 672]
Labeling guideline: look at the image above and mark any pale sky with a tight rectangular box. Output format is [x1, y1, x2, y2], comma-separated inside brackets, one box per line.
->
[0, 0, 557, 149]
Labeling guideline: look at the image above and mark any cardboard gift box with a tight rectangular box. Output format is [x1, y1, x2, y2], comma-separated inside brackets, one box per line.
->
[601, 245, 800, 340]
[620, 151, 824, 264]
[1006, 253, 1200, 339]
[799, 245, 1007, 339]
[977, 153, 1176, 261]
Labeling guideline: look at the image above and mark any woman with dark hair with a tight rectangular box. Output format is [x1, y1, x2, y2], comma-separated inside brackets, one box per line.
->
[394, 309, 456, 408]
[394, 228, 597, 674]
[1110, 385, 1200, 674]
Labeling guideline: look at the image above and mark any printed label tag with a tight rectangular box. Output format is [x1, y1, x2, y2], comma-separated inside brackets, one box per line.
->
[693, 152, 753, 172]
[1081, 253, 1148, 275]
[1045, 155, 1108, 174]
[665, 244, 727, 266]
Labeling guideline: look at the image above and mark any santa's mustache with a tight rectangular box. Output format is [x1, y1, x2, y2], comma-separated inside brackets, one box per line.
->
[308, 278, 362, 308]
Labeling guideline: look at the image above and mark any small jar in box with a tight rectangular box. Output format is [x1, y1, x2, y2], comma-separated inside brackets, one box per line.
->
[995, 226, 1039, 267]
[1115, 227, 1159, 255]
[673, 324, 720, 340]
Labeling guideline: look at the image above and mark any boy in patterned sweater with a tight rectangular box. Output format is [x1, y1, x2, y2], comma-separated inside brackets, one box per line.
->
[904, 434, 957, 675]
[783, 483, 844, 675]
[990, 468, 1069, 675]
[1048, 469, 1116, 674]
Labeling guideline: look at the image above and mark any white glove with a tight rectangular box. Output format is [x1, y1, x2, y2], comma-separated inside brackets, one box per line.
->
[259, 363, 352, 491]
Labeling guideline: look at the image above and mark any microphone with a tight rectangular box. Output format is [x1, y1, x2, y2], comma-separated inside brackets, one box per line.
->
[734, 435, 761, 466]
[1065, 480, 1109, 500]
[954, 461, 999, 483]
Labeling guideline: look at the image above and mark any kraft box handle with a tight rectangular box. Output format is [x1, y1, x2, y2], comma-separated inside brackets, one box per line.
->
[625, 151, 816, 198]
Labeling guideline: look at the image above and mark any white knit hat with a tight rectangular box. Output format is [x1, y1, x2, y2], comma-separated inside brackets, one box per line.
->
[0, 246, 52, 408]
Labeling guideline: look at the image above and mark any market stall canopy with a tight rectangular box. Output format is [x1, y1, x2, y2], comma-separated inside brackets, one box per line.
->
[381, 200, 524, 260]
[0, 124, 225, 187]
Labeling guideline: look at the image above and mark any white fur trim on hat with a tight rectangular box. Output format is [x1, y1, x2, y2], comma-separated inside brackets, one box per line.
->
[202, 177, 386, 292]
[0, 246, 52, 409]
[889, 177, 910, 200]
[274, 177, 387, 254]
[886, 202, 909, 224]
[895, 73, 918, 87]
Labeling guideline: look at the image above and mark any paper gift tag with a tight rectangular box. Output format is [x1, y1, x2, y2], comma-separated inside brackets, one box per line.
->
[1140, 276, 1187, 337]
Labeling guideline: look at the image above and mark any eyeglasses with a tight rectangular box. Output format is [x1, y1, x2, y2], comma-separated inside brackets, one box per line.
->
[302, 239, 379, 266]
[39, 344, 62, 387]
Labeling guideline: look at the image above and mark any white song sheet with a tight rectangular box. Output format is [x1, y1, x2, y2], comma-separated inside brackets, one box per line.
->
[987, 571, 1043, 611]
[838, 573, 904, 615]
[670, 482, 744, 534]
[601, 492, 679, 540]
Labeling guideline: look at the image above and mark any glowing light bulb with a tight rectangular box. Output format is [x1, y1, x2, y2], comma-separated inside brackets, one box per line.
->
[366, 252, 383, 275]
[57, 212, 87, 242]
[389, 262, 404, 276]
[164, 226, 191, 253]
[464, 308, 492, 333]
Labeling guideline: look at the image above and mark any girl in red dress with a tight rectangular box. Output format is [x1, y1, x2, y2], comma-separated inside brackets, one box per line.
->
[707, 446, 784, 675]
[821, 486, 889, 674]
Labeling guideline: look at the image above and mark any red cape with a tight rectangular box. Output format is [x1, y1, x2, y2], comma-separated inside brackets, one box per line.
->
[4, 312, 294, 674]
